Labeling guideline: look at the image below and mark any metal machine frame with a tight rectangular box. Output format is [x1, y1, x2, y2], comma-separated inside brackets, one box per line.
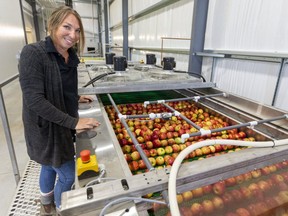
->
[60, 73, 288, 215]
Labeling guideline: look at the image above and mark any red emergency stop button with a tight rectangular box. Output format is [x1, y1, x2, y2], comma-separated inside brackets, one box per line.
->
[80, 150, 91, 163]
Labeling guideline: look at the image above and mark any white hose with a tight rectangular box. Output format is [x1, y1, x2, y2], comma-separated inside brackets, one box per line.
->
[99, 197, 166, 216]
[168, 138, 288, 216]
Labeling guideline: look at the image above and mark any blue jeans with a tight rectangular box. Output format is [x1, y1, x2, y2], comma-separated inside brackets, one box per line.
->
[39, 160, 75, 208]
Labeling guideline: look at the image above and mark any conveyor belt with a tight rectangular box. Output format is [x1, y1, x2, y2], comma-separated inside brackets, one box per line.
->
[8, 160, 41, 216]
[99, 90, 184, 105]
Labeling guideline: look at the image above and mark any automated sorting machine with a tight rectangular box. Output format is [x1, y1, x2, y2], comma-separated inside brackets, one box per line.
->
[60, 55, 288, 216]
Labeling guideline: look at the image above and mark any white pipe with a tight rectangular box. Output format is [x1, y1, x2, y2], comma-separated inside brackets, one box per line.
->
[168, 138, 288, 216]
[99, 197, 166, 216]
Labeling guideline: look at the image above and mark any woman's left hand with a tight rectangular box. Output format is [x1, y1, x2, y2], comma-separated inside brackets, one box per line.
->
[79, 95, 93, 103]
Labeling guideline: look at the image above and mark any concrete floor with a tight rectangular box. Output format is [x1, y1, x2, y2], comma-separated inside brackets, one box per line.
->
[0, 79, 29, 215]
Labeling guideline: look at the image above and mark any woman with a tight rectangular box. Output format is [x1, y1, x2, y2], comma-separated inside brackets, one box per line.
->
[19, 6, 100, 215]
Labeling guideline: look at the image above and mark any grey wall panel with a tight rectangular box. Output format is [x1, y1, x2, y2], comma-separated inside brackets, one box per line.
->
[212, 59, 280, 106]
[0, 0, 26, 82]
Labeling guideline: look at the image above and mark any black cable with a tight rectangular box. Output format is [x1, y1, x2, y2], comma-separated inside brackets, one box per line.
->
[83, 72, 115, 87]
[83, 65, 115, 87]
[173, 69, 206, 82]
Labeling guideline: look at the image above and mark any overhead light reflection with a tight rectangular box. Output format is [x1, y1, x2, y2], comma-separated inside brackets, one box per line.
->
[0, 25, 24, 38]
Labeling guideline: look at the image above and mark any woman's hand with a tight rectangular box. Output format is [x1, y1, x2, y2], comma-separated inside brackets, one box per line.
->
[75, 118, 101, 130]
[79, 95, 93, 103]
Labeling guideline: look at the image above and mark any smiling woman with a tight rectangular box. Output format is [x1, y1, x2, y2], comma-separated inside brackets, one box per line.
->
[18, 6, 100, 215]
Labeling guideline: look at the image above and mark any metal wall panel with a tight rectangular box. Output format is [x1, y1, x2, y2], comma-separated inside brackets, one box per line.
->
[205, 0, 288, 53]
[128, 0, 162, 16]
[212, 58, 280, 106]
[0, 0, 26, 82]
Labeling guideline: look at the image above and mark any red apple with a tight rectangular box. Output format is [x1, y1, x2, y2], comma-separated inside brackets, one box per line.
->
[192, 187, 204, 198]
[209, 145, 216, 153]
[166, 125, 174, 132]
[281, 172, 288, 183]
[159, 132, 167, 140]
[146, 141, 153, 149]
[214, 144, 223, 152]
[136, 136, 145, 143]
[164, 156, 175, 166]
[202, 199, 214, 214]
[167, 138, 176, 145]
[160, 127, 167, 133]
[225, 177, 237, 187]
[202, 184, 213, 194]
[149, 149, 157, 157]
[124, 153, 132, 162]
[268, 164, 277, 173]
[238, 131, 246, 138]
[135, 129, 141, 136]
[138, 159, 146, 169]
[257, 180, 271, 192]
[143, 134, 152, 142]
[189, 151, 196, 159]
[119, 138, 128, 146]
[221, 192, 234, 205]
[235, 174, 244, 185]
[182, 191, 193, 201]
[166, 131, 174, 139]
[180, 207, 193, 216]
[278, 182, 288, 190]
[243, 172, 252, 181]
[195, 148, 203, 157]
[230, 189, 243, 201]
[275, 162, 284, 170]
[122, 145, 131, 153]
[174, 124, 182, 132]
[173, 131, 179, 138]
[271, 173, 285, 184]
[260, 166, 271, 176]
[171, 152, 179, 159]
[240, 186, 252, 199]
[212, 196, 224, 210]
[190, 202, 204, 215]
[281, 160, 288, 168]
[172, 144, 181, 153]
[251, 169, 262, 178]
[160, 139, 168, 147]
[179, 144, 187, 151]
[143, 149, 150, 157]
[213, 181, 226, 195]
[248, 183, 260, 194]
[153, 139, 162, 148]
[235, 208, 251, 216]
[129, 161, 139, 171]
[201, 146, 211, 155]
[130, 151, 140, 161]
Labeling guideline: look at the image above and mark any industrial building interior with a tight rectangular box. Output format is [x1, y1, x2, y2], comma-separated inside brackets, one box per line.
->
[1, 0, 288, 215]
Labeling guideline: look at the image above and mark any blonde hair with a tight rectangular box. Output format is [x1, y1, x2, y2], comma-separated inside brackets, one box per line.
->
[48, 6, 85, 54]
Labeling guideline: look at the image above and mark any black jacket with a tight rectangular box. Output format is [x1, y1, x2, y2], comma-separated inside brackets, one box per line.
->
[19, 39, 79, 167]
